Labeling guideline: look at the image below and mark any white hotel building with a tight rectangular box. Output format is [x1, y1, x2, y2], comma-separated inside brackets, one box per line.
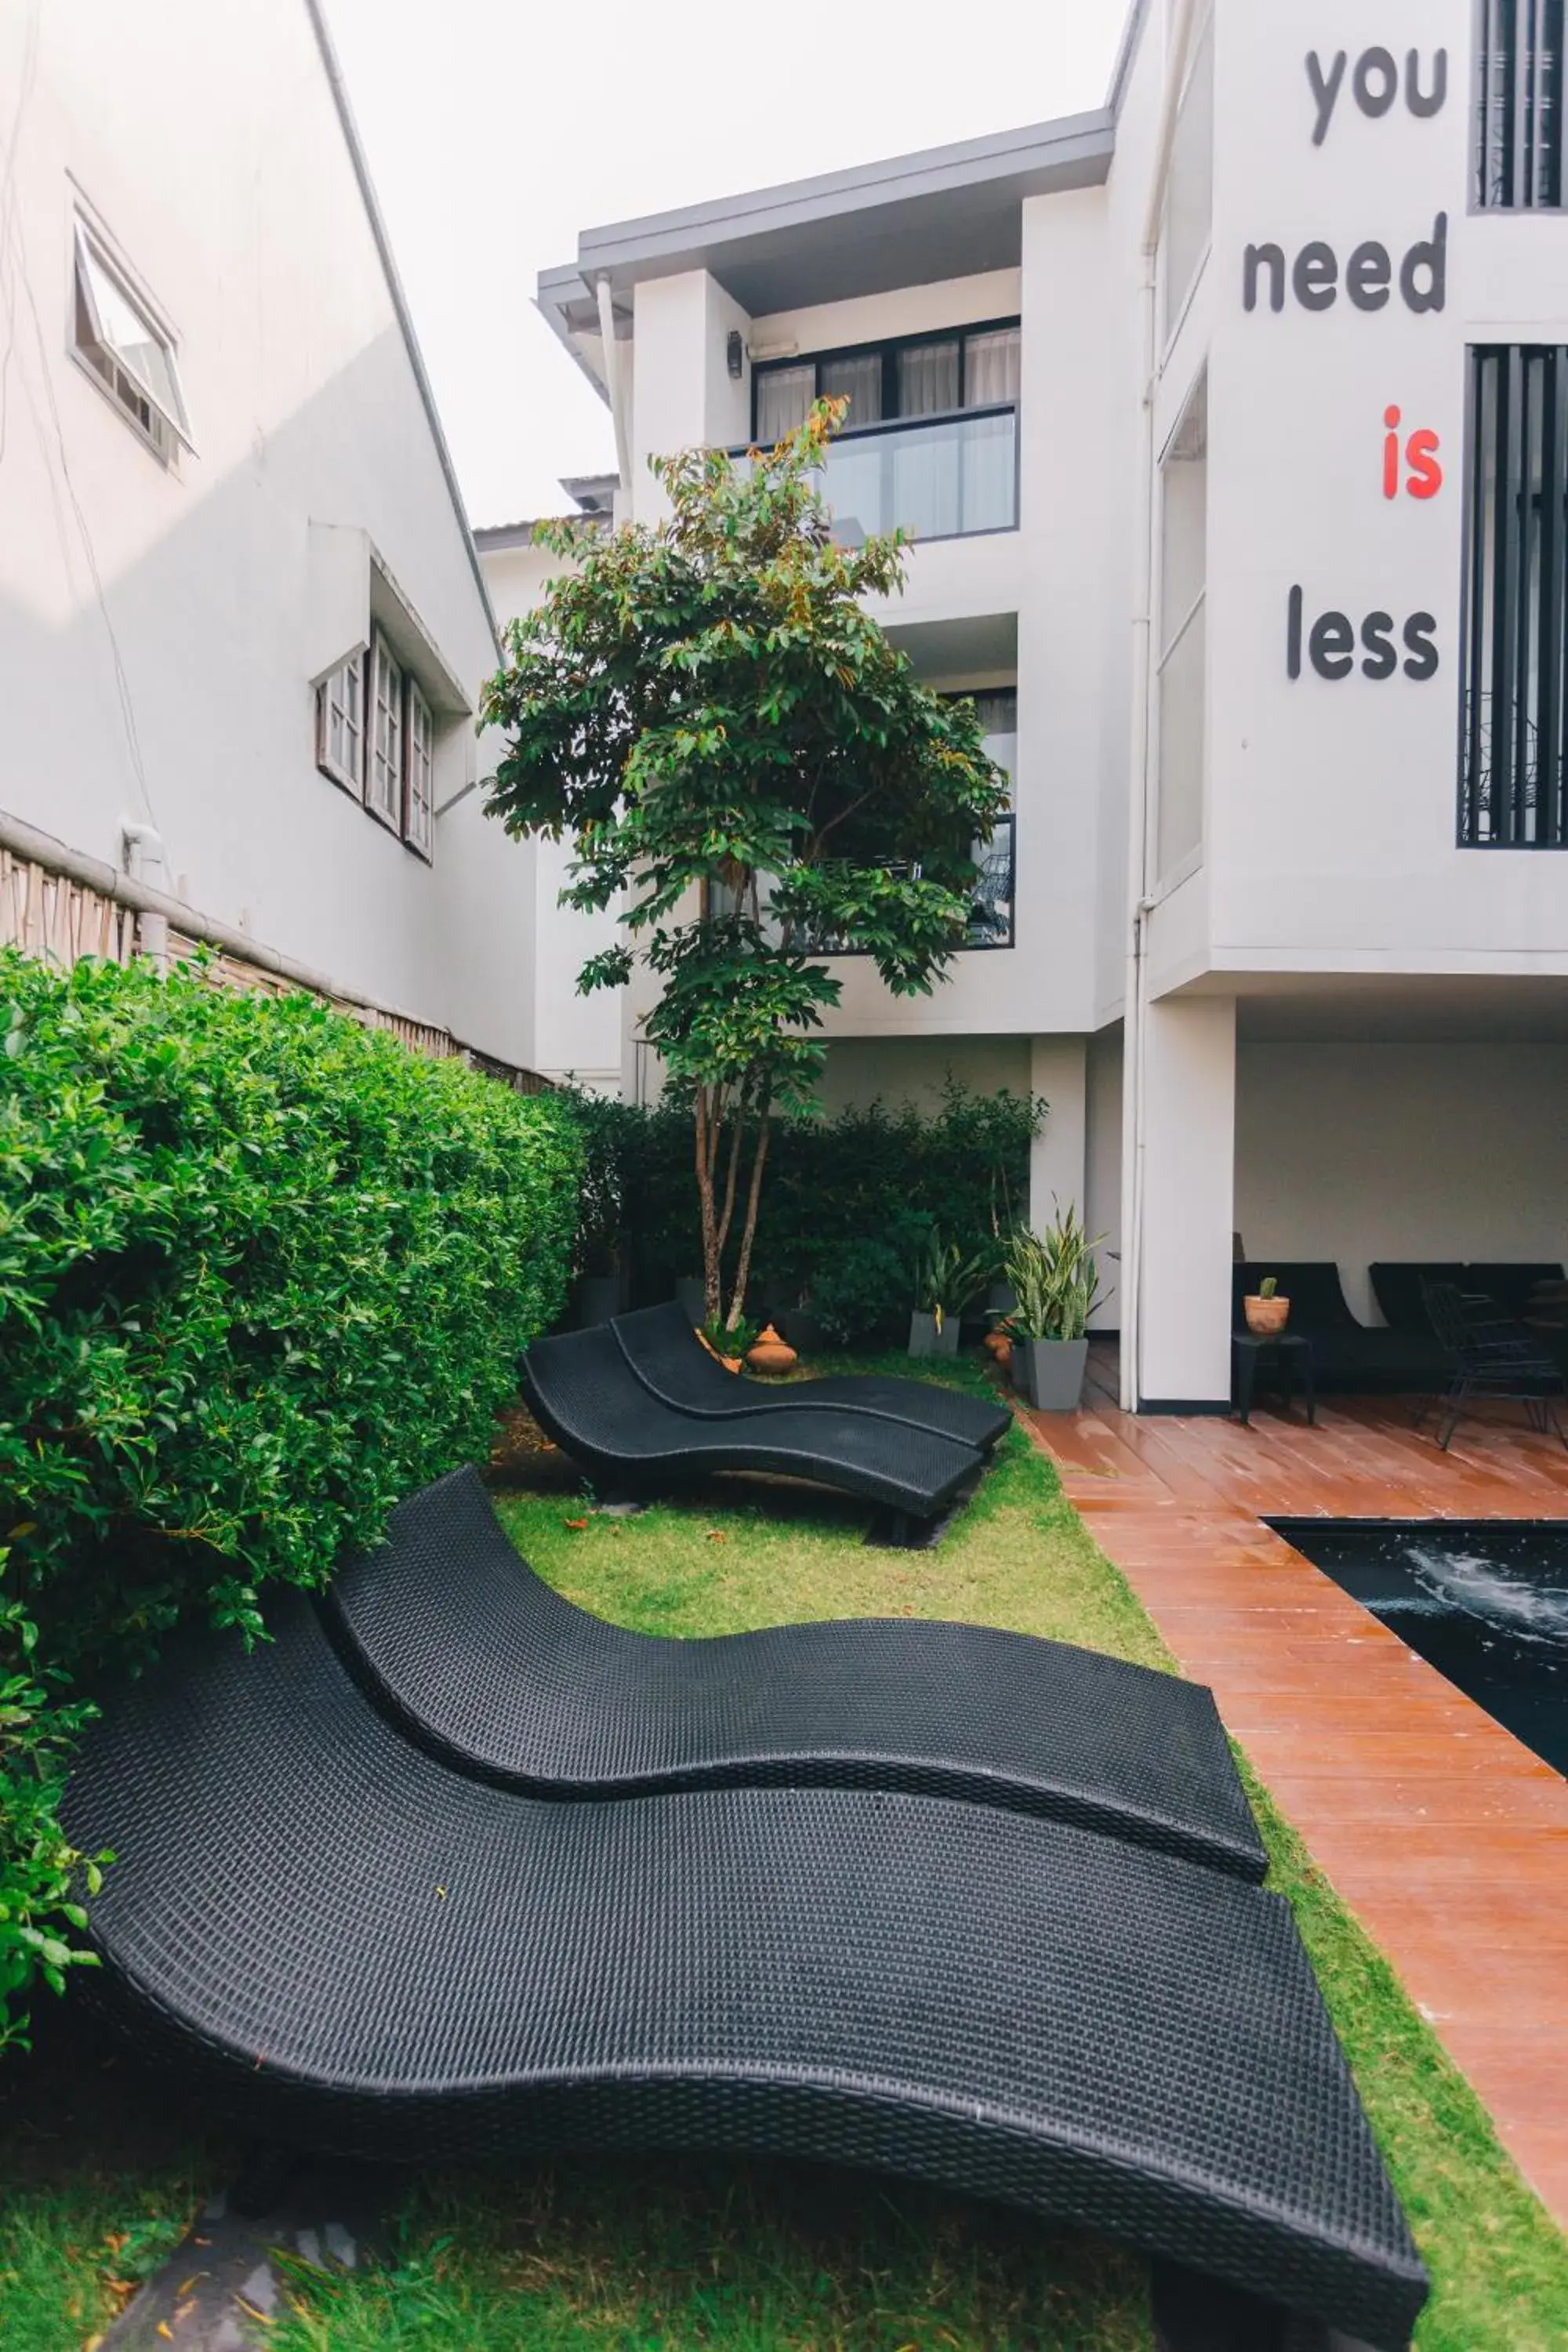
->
[512, 0, 1568, 1410]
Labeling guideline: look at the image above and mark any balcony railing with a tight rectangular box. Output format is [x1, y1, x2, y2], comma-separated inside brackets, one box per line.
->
[731, 405, 1018, 545]
[800, 816, 1016, 955]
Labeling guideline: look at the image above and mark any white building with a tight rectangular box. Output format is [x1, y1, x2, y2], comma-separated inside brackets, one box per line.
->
[528, 0, 1568, 1407]
[0, 0, 535, 1075]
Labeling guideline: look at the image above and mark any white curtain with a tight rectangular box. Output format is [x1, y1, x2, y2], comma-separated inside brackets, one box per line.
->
[964, 327, 1021, 407]
[754, 364, 814, 445]
[820, 351, 882, 425]
[898, 339, 960, 416]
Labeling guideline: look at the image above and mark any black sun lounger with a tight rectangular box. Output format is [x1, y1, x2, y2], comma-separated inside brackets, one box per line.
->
[521, 1323, 982, 1523]
[613, 1301, 1013, 1454]
[63, 1596, 1426, 2350]
[324, 1468, 1268, 1881]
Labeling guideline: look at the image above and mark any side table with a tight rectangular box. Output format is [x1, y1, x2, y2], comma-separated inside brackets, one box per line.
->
[1232, 1331, 1316, 1427]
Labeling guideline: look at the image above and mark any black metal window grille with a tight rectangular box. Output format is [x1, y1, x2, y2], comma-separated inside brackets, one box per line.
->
[1476, 0, 1565, 209]
[1460, 345, 1568, 846]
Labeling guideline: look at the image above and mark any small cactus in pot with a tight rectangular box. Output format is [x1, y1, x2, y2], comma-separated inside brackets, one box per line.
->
[1243, 1276, 1290, 1337]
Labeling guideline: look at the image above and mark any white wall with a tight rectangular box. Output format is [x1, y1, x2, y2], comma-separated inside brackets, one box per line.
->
[1086, 1024, 1124, 1330]
[0, 0, 534, 1065]
[1193, 0, 1568, 983]
[479, 535, 622, 1087]
[815, 1034, 1029, 1113]
[1236, 1042, 1568, 1323]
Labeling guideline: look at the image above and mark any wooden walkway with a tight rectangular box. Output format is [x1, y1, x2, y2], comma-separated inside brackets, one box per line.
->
[1023, 1347, 1568, 2230]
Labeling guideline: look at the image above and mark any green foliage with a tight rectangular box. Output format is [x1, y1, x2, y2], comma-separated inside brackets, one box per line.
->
[481, 404, 1012, 1330]
[0, 950, 581, 2042]
[1259, 1275, 1279, 1300]
[911, 1233, 994, 1323]
[1004, 1207, 1107, 1343]
[561, 1081, 1044, 1345]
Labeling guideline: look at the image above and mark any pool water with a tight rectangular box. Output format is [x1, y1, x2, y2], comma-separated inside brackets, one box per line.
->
[1269, 1518, 1568, 1777]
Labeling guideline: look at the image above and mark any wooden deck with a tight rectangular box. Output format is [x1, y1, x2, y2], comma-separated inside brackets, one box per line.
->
[1023, 1346, 1568, 2230]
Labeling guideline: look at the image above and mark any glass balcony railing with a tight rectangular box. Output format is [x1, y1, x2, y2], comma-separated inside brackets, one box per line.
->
[732, 405, 1018, 545]
[799, 816, 1016, 956]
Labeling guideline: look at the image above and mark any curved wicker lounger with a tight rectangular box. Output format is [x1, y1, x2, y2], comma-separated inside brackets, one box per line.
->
[325, 1467, 1269, 1881]
[63, 1596, 1426, 2349]
[521, 1324, 982, 1522]
[613, 1301, 1013, 1454]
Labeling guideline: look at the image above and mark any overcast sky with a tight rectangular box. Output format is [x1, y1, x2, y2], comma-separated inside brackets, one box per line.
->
[321, 0, 1127, 528]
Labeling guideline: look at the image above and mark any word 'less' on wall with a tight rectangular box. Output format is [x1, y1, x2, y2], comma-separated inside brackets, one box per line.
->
[1287, 587, 1439, 683]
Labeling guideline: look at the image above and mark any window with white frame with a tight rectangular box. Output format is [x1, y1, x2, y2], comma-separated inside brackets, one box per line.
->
[315, 653, 366, 796]
[405, 677, 434, 860]
[367, 630, 405, 830]
[1159, 9, 1214, 343]
[1156, 376, 1207, 882]
[314, 630, 438, 859]
[71, 220, 194, 463]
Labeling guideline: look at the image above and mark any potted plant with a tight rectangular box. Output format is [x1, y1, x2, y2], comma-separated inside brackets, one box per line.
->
[1243, 1275, 1290, 1336]
[1004, 1207, 1106, 1410]
[909, 1235, 990, 1359]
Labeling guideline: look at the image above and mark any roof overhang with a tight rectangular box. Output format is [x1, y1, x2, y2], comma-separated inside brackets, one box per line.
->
[538, 107, 1114, 405]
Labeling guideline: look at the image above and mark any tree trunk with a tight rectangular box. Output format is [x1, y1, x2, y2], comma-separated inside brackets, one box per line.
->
[725, 1095, 773, 1331]
[694, 1084, 722, 1327]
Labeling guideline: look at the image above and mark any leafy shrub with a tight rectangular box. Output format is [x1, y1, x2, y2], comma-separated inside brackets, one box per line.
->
[565, 1080, 1043, 1341]
[0, 952, 581, 2042]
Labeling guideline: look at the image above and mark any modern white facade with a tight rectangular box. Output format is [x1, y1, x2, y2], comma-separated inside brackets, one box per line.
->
[530, 0, 1568, 1406]
[0, 0, 535, 1072]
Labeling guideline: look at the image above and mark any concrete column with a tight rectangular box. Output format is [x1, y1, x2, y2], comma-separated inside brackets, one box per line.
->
[1028, 1036, 1087, 1230]
[1136, 995, 1236, 1408]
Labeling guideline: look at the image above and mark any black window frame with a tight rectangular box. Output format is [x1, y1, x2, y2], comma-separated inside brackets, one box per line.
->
[750, 315, 1022, 441]
[1457, 342, 1568, 848]
[1474, 0, 1566, 212]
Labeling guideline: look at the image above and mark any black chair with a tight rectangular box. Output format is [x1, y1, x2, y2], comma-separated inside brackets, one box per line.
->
[1367, 1264, 1467, 1341]
[521, 1323, 983, 1529]
[63, 1592, 1427, 2349]
[325, 1466, 1269, 1880]
[612, 1301, 1011, 1454]
[1416, 1280, 1568, 1452]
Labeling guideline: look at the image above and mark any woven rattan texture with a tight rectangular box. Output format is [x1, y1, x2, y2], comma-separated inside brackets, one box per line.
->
[327, 1469, 1268, 1881]
[613, 1304, 1013, 1452]
[521, 1325, 982, 1517]
[64, 1597, 1425, 2347]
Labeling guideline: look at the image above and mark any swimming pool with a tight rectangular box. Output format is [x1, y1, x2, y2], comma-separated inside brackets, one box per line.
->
[1268, 1518, 1568, 1777]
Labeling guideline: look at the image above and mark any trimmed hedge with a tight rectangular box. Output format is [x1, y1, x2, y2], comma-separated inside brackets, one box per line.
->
[0, 952, 580, 2041]
[575, 1084, 1044, 1341]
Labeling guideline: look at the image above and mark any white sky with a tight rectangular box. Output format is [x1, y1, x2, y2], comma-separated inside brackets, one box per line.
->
[320, 0, 1128, 528]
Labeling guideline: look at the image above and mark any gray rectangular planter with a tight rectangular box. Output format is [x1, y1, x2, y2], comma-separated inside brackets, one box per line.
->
[1014, 1336, 1089, 1411]
[908, 1310, 960, 1359]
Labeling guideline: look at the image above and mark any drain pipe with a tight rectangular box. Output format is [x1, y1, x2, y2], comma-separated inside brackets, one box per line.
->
[1120, 0, 1203, 1413]
[594, 274, 632, 500]
[120, 820, 170, 973]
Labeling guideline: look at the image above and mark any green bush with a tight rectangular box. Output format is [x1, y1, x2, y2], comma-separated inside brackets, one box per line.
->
[566, 1081, 1042, 1338]
[0, 951, 581, 2043]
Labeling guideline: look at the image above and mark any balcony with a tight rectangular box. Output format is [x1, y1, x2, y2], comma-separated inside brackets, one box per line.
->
[732, 405, 1018, 546]
[803, 815, 1016, 956]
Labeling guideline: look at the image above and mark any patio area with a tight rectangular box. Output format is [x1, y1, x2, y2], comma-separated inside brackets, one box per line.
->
[1024, 1344, 1568, 2230]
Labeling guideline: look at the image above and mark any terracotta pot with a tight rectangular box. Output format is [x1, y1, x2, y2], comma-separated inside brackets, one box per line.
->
[746, 1324, 798, 1375]
[1243, 1294, 1290, 1336]
[982, 1329, 1012, 1363]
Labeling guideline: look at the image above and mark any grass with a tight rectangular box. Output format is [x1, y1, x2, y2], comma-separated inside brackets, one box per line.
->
[4, 1356, 1567, 2348]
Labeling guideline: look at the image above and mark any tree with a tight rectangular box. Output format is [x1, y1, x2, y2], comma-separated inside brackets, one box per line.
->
[480, 403, 1012, 1334]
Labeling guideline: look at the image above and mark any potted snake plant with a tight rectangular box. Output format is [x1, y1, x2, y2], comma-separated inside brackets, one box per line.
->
[1004, 1207, 1106, 1411]
[909, 1235, 990, 1359]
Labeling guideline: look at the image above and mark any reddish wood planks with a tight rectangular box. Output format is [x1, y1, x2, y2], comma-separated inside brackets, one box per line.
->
[1022, 1348, 1568, 2229]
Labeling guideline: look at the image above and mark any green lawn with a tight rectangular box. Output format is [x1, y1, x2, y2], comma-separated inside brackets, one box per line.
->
[3, 1364, 1566, 2350]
